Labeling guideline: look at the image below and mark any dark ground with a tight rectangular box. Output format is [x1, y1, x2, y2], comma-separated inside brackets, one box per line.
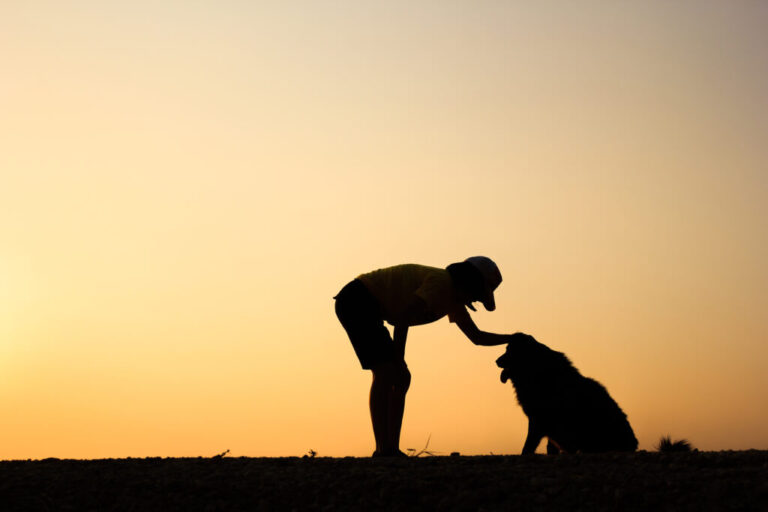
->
[1, 451, 767, 511]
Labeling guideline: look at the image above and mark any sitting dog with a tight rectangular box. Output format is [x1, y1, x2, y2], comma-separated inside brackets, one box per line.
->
[496, 333, 638, 454]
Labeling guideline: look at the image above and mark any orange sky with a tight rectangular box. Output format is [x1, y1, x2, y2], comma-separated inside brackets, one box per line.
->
[2, 1, 767, 458]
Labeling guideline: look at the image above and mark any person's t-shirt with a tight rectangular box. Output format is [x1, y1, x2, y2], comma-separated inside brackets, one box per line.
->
[357, 264, 466, 326]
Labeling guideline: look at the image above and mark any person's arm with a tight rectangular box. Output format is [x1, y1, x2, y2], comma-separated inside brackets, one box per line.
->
[393, 325, 408, 359]
[390, 296, 431, 358]
[452, 308, 509, 346]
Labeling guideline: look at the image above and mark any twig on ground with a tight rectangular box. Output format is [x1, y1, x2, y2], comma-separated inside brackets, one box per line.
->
[213, 449, 230, 459]
[406, 434, 438, 457]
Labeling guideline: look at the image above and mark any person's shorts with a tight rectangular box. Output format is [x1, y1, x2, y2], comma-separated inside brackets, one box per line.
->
[334, 279, 396, 370]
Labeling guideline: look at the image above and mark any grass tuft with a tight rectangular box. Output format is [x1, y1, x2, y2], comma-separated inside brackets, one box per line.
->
[657, 436, 694, 453]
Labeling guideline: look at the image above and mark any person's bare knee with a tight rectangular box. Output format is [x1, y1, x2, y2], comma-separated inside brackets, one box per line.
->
[372, 361, 410, 392]
[393, 364, 411, 393]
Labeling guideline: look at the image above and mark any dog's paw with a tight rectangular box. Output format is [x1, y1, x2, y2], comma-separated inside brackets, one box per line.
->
[500, 369, 509, 383]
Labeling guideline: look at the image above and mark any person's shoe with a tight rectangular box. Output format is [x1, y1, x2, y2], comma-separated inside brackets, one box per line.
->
[371, 449, 408, 458]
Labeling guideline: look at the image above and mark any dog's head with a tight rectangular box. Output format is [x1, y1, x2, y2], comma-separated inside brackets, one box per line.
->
[495, 332, 546, 383]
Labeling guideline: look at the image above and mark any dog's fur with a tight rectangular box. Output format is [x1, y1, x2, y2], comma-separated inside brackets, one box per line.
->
[496, 333, 638, 454]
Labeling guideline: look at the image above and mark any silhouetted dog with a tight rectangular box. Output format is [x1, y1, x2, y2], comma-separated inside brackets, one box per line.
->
[496, 333, 638, 454]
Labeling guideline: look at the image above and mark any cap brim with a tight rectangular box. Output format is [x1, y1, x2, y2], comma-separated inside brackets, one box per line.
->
[482, 292, 496, 312]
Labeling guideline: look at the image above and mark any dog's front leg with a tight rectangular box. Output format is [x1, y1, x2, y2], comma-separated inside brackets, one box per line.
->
[522, 421, 544, 455]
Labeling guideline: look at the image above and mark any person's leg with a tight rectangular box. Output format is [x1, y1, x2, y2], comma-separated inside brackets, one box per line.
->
[369, 368, 392, 454]
[370, 361, 410, 456]
[387, 361, 410, 453]
[335, 280, 404, 456]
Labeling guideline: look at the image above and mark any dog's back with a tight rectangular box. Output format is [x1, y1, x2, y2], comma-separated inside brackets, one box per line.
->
[497, 333, 637, 453]
[552, 375, 638, 452]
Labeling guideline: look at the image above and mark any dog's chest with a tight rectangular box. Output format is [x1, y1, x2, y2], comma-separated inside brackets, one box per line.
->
[511, 378, 572, 415]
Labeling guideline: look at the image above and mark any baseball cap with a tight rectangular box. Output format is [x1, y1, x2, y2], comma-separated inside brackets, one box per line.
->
[465, 256, 502, 311]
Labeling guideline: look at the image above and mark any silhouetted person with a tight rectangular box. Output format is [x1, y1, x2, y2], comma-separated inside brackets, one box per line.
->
[334, 257, 509, 457]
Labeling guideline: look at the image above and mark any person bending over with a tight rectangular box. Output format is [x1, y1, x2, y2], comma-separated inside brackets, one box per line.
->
[334, 256, 509, 457]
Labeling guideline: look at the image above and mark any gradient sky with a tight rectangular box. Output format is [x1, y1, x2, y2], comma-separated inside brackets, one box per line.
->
[2, 1, 767, 459]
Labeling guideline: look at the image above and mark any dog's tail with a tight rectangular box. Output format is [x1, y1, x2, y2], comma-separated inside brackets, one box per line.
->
[656, 435, 694, 453]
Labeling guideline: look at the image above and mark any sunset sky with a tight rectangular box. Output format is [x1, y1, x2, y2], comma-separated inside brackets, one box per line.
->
[2, 1, 767, 459]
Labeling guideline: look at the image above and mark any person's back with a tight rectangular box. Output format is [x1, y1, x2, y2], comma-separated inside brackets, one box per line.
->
[357, 264, 458, 326]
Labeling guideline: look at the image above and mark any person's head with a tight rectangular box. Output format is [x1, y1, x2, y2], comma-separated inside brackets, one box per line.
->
[446, 256, 502, 311]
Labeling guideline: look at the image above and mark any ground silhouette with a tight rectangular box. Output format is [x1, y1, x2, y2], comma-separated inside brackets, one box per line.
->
[1, 452, 766, 511]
